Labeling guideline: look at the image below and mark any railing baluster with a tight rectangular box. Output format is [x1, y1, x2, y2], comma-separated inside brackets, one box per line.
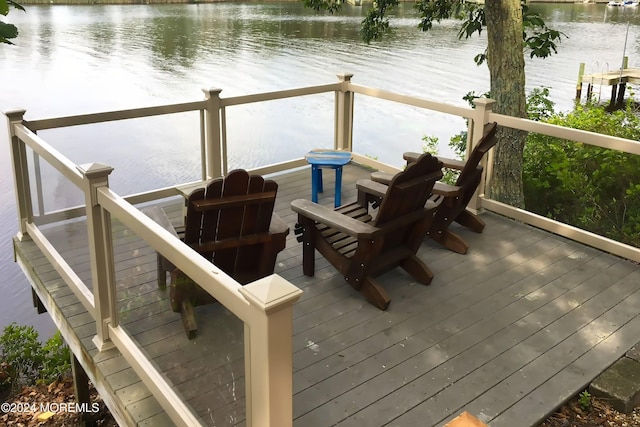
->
[221, 106, 228, 175]
[78, 162, 117, 351]
[469, 98, 496, 213]
[335, 73, 354, 151]
[5, 109, 33, 235]
[203, 88, 223, 179]
[239, 275, 303, 427]
[199, 109, 207, 182]
[32, 151, 45, 216]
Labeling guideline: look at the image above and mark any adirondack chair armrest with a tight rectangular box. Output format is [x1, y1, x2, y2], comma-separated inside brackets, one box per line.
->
[291, 199, 380, 238]
[433, 181, 462, 197]
[369, 172, 394, 186]
[403, 152, 467, 171]
[438, 157, 466, 170]
[356, 179, 389, 198]
[402, 151, 421, 164]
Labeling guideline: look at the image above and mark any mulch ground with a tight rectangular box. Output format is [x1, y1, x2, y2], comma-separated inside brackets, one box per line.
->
[2, 380, 640, 427]
[1, 377, 116, 427]
[536, 394, 640, 427]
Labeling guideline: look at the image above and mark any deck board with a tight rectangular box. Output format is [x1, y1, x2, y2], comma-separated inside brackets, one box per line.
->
[11, 163, 640, 427]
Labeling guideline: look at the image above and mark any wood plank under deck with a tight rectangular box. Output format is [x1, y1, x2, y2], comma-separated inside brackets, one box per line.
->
[12, 163, 640, 427]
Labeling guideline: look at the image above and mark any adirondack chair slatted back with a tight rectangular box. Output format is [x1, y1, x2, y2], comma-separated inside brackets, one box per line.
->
[375, 153, 443, 226]
[374, 153, 443, 250]
[455, 122, 499, 189]
[183, 169, 278, 281]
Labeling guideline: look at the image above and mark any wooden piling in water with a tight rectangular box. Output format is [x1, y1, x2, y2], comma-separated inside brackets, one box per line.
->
[576, 62, 585, 102]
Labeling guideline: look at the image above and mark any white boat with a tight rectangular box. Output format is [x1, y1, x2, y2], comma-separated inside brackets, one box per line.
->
[608, 0, 638, 6]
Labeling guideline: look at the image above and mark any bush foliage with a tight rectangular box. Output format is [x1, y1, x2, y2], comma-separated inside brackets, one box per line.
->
[523, 94, 640, 246]
[0, 323, 71, 393]
[432, 87, 640, 246]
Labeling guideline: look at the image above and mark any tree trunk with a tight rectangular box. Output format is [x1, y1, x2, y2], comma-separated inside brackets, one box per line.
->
[485, 0, 528, 208]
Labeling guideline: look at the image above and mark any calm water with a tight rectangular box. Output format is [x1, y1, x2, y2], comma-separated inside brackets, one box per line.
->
[1, 2, 639, 337]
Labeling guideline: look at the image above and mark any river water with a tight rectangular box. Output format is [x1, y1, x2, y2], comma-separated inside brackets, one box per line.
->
[1, 2, 639, 337]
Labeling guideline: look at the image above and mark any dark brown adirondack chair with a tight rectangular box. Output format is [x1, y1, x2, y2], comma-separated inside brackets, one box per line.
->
[371, 122, 498, 254]
[291, 153, 443, 310]
[157, 169, 289, 339]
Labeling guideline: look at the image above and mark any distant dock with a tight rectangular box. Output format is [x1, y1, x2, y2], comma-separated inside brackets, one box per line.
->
[576, 60, 640, 109]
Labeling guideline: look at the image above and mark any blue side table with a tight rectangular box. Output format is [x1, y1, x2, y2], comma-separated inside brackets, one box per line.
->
[305, 149, 352, 208]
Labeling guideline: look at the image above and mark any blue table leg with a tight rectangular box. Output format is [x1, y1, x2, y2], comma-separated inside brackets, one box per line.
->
[317, 167, 323, 193]
[311, 165, 319, 203]
[335, 166, 343, 208]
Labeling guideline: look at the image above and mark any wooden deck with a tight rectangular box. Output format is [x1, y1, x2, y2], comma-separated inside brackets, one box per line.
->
[12, 163, 640, 427]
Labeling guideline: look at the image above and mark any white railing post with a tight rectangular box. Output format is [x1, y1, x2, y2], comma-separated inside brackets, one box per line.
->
[202, 88, 223, 179]
[78, 163, 117, 352]
[469, 98, 497, 212]
[5, 109, 33, 235]
[239, 275, 303, 427]
[334, 73, 354, 151]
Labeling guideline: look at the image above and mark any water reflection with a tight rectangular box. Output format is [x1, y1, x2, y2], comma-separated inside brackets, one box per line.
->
[2, 2, 640, 335]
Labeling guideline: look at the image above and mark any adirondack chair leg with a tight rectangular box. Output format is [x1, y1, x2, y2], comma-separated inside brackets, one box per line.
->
[430, 229, 469, 255]
[157, 254, 168, 290]
[299, 217, 316, 277]
[359, 277, 391, 311]
[401, 254, 434, 285]
[180, 300, 198, 340]
[455, 209, 486, 233]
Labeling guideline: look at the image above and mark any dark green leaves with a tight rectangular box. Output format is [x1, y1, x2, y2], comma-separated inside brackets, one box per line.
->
[301, 0, 565, 61]
[523, 5, 565, 59]
[302, 0, 342, 14]
[415, 0, 462, 32]
[361, 0, 399, 43]
[0, 21, 18, 44]
[1, 0, 25, 45]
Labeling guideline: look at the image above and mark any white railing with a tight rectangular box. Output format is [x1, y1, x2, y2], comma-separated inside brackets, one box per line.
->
[7, 73, 640, 426]
[481, 109, 640, 263]
[6, 108, 305, 425]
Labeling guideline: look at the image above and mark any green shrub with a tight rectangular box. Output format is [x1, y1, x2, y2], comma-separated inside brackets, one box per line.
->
[40, 331, 71, 384]
[523, 100, 640, 246]
[0, 323, 71, 392]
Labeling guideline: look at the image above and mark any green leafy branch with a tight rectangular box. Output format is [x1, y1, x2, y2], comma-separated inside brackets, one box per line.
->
[0, 0, 25, 45]
[347, 0, 567, 65]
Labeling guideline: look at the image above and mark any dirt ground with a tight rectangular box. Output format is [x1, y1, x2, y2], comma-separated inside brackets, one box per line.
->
[1, 378, 116, 427]
[3, 380, 640, 427]
[536, 394, 640, 427]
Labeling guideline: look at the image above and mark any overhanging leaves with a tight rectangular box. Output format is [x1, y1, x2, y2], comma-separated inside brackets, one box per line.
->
[0, 0, 24, 45]
[301, 0, 565, 62]
[0, 21, 18, 44]
[522, 5, 565, 59]
[302, 0, 342, 14]
[361, 0, 399, 43]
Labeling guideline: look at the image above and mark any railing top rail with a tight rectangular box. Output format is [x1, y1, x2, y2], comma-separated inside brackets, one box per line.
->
[489, 112, 640, 156]
[347, 83, 474, 119]
[25, 100, 207, 131]
[96, 187, 253, 322]
[14, 124, 84, 187]
[220, 82, 342, 107]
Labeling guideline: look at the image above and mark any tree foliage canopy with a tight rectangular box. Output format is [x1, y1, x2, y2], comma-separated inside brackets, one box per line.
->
[303, 0, 564, 66]
[0, 0, 24, 45]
